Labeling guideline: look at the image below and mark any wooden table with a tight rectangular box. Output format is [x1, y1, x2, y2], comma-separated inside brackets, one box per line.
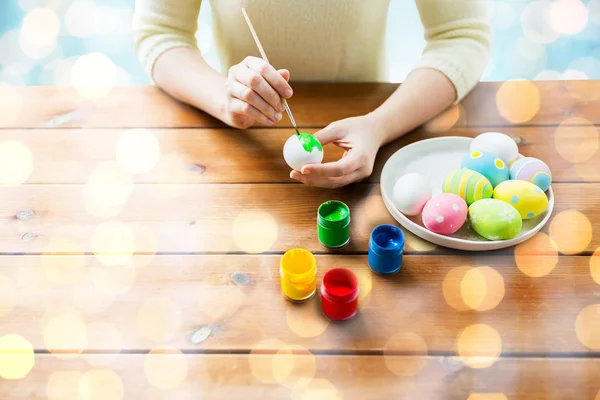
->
[1, 81, 599, 399]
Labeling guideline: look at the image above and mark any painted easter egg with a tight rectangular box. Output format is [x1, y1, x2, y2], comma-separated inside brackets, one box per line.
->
[470, 132, 519, 164]
[392, 173, 432, 216]
[468, 199, 523, 240]
[283, 133, 324, 171]
[461, 150, 509, 187]
[422, 194, 468, 235]
[442, 169, 493, 206]
[493, 180, 548, 220]
[509, 157, 552, 191]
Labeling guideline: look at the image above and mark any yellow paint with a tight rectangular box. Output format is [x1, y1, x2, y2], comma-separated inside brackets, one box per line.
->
[280, 249, 317, 302]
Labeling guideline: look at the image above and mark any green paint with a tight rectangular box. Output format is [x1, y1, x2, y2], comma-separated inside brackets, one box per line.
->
[317, 201, 351, 249]
[297, 132, 323, 153]
[321, 205, 349, 222]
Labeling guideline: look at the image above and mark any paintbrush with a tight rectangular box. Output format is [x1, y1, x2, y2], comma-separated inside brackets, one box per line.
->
[241, 7, 300, 136]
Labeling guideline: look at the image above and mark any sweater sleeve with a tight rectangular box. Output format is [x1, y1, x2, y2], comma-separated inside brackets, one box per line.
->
[132, 0, 202, 79]
[413, 0, 492, 102]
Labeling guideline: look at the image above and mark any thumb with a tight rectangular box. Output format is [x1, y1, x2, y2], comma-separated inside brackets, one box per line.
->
[313, 122, 342, 146]
[277, 69, 290, 82]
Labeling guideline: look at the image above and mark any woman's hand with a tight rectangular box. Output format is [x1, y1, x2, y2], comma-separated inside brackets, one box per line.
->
[290, 114, 389, 188]
[224, 56, 293, 129]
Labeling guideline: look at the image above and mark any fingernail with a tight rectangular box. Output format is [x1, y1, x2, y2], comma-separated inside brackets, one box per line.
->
[275, 113, 282, 121]
[285, 89, 293, 98]
[267, 119, 274, 125]
[302, 169, 311, 175]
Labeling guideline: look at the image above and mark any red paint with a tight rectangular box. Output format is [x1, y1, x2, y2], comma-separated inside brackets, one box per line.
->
[321, 268, 359, 321]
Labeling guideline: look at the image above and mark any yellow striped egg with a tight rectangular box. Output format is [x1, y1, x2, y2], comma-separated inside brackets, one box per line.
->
[442, 169, 493, 206]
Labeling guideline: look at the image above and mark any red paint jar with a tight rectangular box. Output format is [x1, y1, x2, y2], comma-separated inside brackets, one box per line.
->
[320, 268, 359, 321]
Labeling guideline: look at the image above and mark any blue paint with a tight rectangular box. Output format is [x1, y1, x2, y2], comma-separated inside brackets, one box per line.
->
[368, 224, 405, 275]
[511, 196, 519, 204]
[526, 212, 535, 218]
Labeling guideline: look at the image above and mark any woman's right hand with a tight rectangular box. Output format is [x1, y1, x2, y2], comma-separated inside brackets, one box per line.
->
[224, 56, 293, 129]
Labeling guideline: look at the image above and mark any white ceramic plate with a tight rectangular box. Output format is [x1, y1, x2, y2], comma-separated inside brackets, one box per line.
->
[380, 137, 554, 251]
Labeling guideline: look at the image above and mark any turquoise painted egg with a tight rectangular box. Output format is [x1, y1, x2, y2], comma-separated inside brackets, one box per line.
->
[461, 150, 509, 187]
[468, 199, 523, 240]
[509, 157, 552, 191]
[442, 169, 493, 206]
[493, 180, 548, 220]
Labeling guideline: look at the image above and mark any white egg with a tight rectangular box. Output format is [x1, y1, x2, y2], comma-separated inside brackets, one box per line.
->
[470, 132, 519, 164]
[392, 173, 432, 216]
[283, 134, 324, 171]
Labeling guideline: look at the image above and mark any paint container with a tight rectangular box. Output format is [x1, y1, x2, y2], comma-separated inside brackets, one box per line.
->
[368, 224, 405, 275]
[320, 267, 359, 321]
[280, 248, 317, 302]
[317, 201, 350, 249]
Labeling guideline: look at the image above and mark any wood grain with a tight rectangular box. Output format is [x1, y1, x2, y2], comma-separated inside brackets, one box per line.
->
[2, 354, 600, 400]
[3, 82, 599, 129]
[0, 255, 597, 353]
[3, 126, 598, 184]
[0, 183, 596, 255]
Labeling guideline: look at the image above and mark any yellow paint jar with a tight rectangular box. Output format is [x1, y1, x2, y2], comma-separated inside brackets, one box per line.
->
[280, 248, 317, 302]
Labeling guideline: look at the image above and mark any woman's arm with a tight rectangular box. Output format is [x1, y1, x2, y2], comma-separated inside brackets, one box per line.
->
[132, 0, 292, 128]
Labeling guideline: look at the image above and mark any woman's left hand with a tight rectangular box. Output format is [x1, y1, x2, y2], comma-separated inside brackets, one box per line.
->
[290, 114, 388, 188]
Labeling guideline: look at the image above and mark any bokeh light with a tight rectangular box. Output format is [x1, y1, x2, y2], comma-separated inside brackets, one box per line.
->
[576, 304, 600, 349]
[0, 274, 17, 317]
[65, 0, 97, 38]
[591, 0, 600, 23]
[461, 267, 505, 311]
[491, 1, 516, 31]
[72, 277, 116, 314]
[286, 305, 329, 338]
[19, 0, 60, 11]
[468, 394, 508, 400]
[131, 225, 157, 267]
[41, 236, 86, 285]
[355, 268, 373, 304]
[0, 140, 33, 185]
[137, 296, 181, 342]
[549, 210, 593, 255]
[144, 346, 188, 390]
[116, 129, 161, 174]
[383, 332, 428, 376]
[198, 285, 243, 322]
[232, 211, 278, 253]
[71, 53, 117, 99]
[83, 161, 134, 219]
[0, 334, 35, 379]
[423, 104, 462, 134]
[291, 378, 343, 400]
[272, 345, 316, 389]
[521, 0, 560, 44]
[0, 83, 23, 126]
[79, 369, 124, 400]
[91, 261, 136, 297]
[555, 118, 599, 163]
[43, 310, 88, 359]
[591, 248, 600, 285]
[515, 233, 559, 277]
[47, 371, 83, 400]
[19, 7, 60, 59]
[443, 266, 473, 311]
[91, 221, 136, 266]
[496, 80, 540, 123]
[457, 324, 502, 369]
[249, 339, 287, 384]
[83, 321, 123, 366]
[547, 0, 589, 35]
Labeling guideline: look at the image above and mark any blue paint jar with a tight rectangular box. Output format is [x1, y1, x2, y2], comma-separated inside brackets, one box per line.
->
[368, 224, 405, 275]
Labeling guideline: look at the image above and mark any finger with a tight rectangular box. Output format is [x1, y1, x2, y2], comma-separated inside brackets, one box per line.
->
[228, 97, 273, 125]
[235, 64, 284, 112]
[228, 80, 282, 122]
[301, 151, 362, 177]
[313, 124, 343, 146]
[292, 169, 364, 189]
[277, 69, 290, 82]
[245, 57, 293, 98]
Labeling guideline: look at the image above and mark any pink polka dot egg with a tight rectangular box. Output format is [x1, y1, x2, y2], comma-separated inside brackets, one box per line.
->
[422, 194, 468, 235]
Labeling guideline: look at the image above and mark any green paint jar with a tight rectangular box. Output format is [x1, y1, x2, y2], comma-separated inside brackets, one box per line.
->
[317, 201, 350, 249]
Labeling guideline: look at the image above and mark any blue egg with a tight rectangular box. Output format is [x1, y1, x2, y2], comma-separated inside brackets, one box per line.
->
[461, 150, 509, 188]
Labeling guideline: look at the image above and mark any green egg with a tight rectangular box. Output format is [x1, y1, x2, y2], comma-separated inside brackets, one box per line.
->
[442, 168, 493, 206]
[468, 199, 522, 241]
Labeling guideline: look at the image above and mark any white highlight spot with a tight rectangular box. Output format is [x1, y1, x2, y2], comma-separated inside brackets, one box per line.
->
[436, 216, 445, 223]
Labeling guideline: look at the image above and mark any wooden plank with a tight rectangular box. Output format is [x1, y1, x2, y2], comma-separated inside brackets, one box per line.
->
[2, 355, 600, 400]
[3, 82, 599, 129]
[0, 255, 598, 353]
[3, 126, 598, 184]
[0, 183, 596, 254]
